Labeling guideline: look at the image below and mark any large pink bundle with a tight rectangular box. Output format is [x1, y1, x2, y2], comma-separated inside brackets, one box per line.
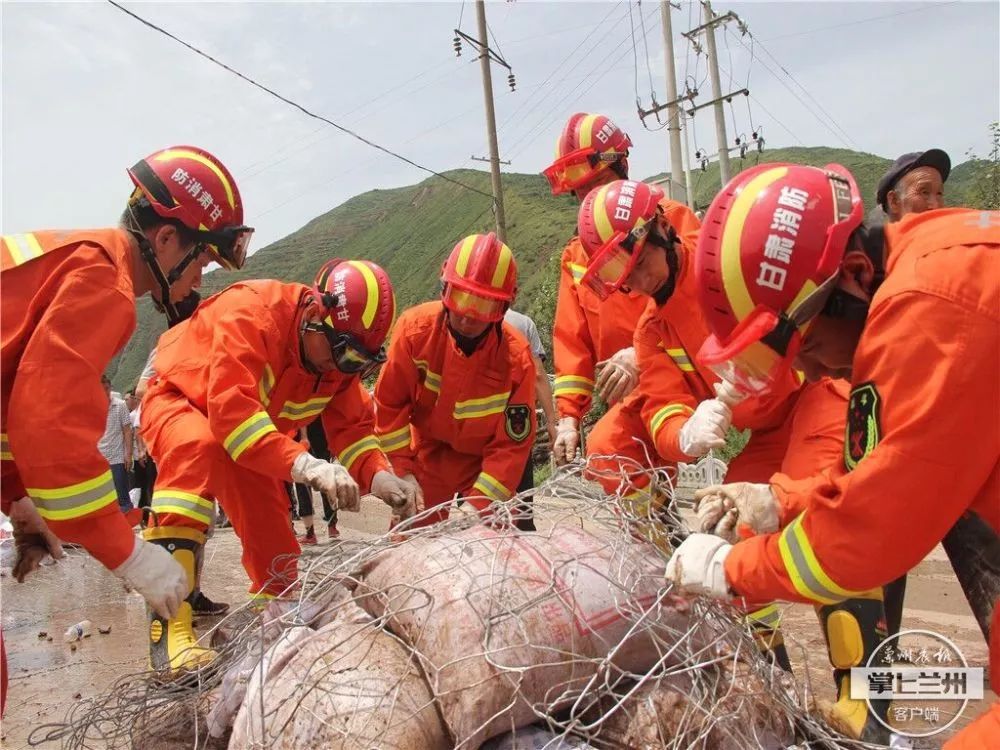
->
[358, 524, 695, 748]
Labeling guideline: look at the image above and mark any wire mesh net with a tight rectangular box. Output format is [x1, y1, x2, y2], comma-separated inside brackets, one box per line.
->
[32, 458, 866, 750]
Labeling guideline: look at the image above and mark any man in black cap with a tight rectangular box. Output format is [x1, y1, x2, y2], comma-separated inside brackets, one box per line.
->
[876, 148, 950, 222]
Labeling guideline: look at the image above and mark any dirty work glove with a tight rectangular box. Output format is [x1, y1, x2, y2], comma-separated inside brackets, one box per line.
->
[371, 470, 417, 521]
[595, 347, 639, 405]
[399, 473, 426, 514]
[112, 537, 188, 620]
[552, 416, 581, 466]
[677, 398, 732, 458]
[9, 496, 65, 582]
[291, 453, 359, 512]
[694, 483, 780, 543]
[665, 533, 733, 598]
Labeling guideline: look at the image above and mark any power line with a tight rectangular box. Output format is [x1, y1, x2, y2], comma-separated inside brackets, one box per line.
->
[107, 0, 493, 200]
[762, 1, 959, 42]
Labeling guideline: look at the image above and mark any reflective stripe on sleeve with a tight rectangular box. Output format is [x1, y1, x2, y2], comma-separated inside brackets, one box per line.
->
[649, 403, 694, 439]
[338, 435, 380, 471]
[778, 513, 866, 605]
[567, 262, 587, 285]
[553, 375, 594, 398]
[0, 432, 12, 461]
[472, 471, 511, 503]
[224, 411, 277, 461]
[278, 396, 332, 421]
[454, 392, 509, 420]
[745, 603, 782, 629]
[379, 425, 412, 453]
[666, 347, 695, 373]
[413, 359, 442, 394]
[2, 233, 44, 266]
[151, 489, 215, 526]
[28, 470, 117, 521]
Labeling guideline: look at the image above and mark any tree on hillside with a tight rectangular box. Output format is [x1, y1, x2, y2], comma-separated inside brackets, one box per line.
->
[965, 122, 1000, 210]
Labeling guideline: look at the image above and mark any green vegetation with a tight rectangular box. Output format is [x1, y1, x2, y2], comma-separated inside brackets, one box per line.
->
[109, 146, 992, 391]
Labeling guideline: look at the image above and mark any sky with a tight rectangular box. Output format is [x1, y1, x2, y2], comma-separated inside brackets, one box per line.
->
[3, 1, 998, 252]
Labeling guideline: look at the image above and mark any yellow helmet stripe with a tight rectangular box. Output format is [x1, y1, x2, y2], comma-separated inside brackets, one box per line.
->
[490, 242, 513, 289]
[720, 166, 788, 321]
[346, 260, 379, 329]
[577, 114, 599, 149]
[592, 183, 615, 242]
[455, 234, 479, 277]
[154, 148, 236, 209]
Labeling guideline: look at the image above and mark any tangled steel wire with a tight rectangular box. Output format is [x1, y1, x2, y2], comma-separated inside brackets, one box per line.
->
[33, 456, 867, 750]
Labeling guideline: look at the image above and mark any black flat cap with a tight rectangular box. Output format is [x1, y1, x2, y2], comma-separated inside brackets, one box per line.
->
[876, 149, 951, 211]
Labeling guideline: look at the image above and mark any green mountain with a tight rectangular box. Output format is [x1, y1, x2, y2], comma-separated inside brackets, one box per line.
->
[109, 146, 988, 391]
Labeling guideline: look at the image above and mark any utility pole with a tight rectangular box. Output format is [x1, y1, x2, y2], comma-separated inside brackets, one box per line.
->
[474, 0, 507, 242]
[702, 2, 730, 184]
[659, 1, 686, 205]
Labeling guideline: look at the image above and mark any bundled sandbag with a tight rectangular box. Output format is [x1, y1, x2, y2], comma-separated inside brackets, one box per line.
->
[357, 524, 700, 748]
[228, 601, 448, 749]
[588, 660, 795, 749]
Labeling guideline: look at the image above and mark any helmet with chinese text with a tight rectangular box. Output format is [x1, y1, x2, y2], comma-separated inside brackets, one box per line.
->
[542, 113, 632, 196]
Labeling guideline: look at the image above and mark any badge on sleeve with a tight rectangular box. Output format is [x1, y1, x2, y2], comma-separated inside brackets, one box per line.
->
[845, 382, 881, 471]
[504, 404, 531, 442]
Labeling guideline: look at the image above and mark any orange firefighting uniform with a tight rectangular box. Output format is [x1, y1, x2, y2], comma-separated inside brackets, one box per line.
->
[1, 229, 140, 569]
[374, 301, 536, 526]
[720, 209, 1000, 748]
[142, 280, 389, 595]
[558, 201, 704, 485]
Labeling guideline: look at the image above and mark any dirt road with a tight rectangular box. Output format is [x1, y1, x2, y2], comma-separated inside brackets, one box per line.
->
[0, 498, 993, 748]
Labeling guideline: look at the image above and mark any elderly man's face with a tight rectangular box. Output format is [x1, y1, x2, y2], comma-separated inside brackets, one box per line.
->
[887, 166, 944, 221]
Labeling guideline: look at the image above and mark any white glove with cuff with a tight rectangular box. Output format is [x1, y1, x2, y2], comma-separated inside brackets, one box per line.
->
[292, 452, 360, 511]
[664, 533, 733, 598]
[595, 347, 639, 404]
[694, 482, 780, 542]
[112, 536, 188, 620]
[678, 398, 732, 458]
[552, 416, 581, 466]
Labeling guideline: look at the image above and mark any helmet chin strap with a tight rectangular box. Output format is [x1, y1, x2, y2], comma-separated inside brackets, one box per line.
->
[126, 206, 202, 327]
[820, 223, 886, 322]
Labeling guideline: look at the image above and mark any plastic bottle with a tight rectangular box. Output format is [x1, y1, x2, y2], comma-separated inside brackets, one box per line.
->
[63, 620, 93, 643]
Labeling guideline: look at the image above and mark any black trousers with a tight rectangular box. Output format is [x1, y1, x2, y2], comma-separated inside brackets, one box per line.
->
[513, 456, 536, 532]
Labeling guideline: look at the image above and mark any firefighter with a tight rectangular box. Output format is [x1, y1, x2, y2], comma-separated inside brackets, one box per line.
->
[577, 179, 894, 741]
[140, 259, 416, 672]
[374, 233, 536, 527]
[1, 145, 250, 618]
[543, 113, 700, 476]
[666, 163, 999, 746]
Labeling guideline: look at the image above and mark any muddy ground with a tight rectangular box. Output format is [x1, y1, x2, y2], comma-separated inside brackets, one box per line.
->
[1, 497, 994, 749]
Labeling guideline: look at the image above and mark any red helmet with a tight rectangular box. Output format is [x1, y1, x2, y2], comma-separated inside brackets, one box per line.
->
[577, 180, 665, 300]
[440, 233, 517, 322]
[313, 259, 396, 377]
[542, 113, 632, 195]
[695, 163, 864, 393]
[127, 145, 253, 270]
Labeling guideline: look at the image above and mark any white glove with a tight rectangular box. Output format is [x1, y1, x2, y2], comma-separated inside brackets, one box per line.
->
[677, 398, 732, 458]
[664, 533, 733, 598]
[551, 416, 580, 466]
[112, 537, 188, 620]
[694, 483, 780, 542]
[371, 470, 418, 520]
[291, 452, 359, 512]
[595, 347, 639, 405]
[713, 379, 747, 408]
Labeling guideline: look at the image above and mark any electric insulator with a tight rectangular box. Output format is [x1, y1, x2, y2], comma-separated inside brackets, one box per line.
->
[757, 136, 765, 153]
[453, 35, 462, 57]
[508, 73, 516, 91]
[739, 144, 748, 158]
[752, 131, 758, 140]
[735, 136, 741, 146]
[695, 149, 703, 159]
[700, 158, 709, 172]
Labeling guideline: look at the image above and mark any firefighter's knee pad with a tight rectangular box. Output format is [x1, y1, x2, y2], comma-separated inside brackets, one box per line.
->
[817, 592, 887, 672]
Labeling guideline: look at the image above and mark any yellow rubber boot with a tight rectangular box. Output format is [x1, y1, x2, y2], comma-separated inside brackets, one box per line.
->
[143, 526, 217, 673]
[816, 593, 891, 743]
[746, 604, 793, 672]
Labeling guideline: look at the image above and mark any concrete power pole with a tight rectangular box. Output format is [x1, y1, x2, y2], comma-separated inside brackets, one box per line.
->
[659, 1, 687, 205]
[702, 1, 731, 185]
[474, 0, 507, 242]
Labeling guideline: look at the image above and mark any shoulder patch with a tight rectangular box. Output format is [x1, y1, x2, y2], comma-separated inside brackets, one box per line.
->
[844, 382, 881, 471]
[504, 403, 531, 442]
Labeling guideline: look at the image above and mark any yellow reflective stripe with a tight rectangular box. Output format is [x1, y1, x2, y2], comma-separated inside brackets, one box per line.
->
[455, 235, 478, 277]
[778, 513, 865, 605]
[151, 489, 215, 525]
[454, 391, 509, 419]
[649, 403, 694, 439]
[258, 364, 275, 407]
[346, 260, 379, 329]
[472, 471, 510, 503]
[379, 425, 412, 453]
[277, 396, 332, 421]
[224, 411, 277, 461]
[745, 603, 782, 628]
[490, 242, 513, 290]
[154, 148, 235, 209]
[666, 347, 695, 373]
[338, 435, 380, 471]
[3, 233, 44, 266]
[567, 262, 587, 284]
[28, 470, 117, 521]
[0, 432, 12, 461]
[592, 183, 615, 243]
[553, 375, 594, 398]
[577, 113, 599, 148]
[413, 359, 442, 394]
